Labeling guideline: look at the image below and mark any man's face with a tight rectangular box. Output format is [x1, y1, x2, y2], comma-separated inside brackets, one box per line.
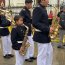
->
[41, 0, 49, 7]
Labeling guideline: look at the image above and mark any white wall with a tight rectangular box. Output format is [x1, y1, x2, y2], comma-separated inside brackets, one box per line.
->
[5, 0, 64, 15]
[5, 0, 35, 7]
[5, 0, 65, 7]
[49, 0, 64, 6]
[11, 0, 25, 6]
[49, 0, 57, 5]
[5, 0, 9, 7]
[5, 0, 35, 15]
[5, 0, 25, 7]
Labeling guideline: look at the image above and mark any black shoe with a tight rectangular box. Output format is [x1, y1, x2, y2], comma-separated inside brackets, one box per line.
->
[3, 55, 11, 59]
[57, 45, 62, 48]
[7, 54, 14, 57]
[30, 57, 37, 60]
[63, 45, 65, 46]
[25, 58, 33, 62]
[57, 45, 64, 49]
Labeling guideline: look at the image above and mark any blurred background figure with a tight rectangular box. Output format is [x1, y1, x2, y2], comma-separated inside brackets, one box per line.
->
[57, 5, 65, 48]
[48, 10, 53, 25]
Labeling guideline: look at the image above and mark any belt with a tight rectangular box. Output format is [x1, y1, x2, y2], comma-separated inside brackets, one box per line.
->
[17, 41, 23, 43]
[35, 29, 41, 32]
[61, 20, 65, 21]
[0, 27, 7, 28]
[48, 18, 52, 19]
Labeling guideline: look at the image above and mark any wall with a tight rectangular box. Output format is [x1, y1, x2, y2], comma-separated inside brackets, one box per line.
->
[5, 0, 36, 7]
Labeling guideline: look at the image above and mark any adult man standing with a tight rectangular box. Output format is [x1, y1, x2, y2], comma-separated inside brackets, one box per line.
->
[32, 0, 53, 65]
[19, 0, 36, 62]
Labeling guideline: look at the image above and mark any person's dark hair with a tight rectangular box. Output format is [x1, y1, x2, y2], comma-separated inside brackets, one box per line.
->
[37, 0, 41, 4]
[25, 0, 33, 3]
[14, 15, 23, 22]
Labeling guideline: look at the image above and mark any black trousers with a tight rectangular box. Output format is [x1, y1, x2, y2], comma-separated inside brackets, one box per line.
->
[48, 19, 52, 25]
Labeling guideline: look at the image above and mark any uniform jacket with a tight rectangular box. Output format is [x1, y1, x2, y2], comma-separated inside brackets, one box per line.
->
[32, 4, 51, 43]
[11, 25, 27, 50]
[59, 12, 65, 29]
[57, 11, 63, 17]
[19, 7, 32, 36]
[0, 15, 11, 36]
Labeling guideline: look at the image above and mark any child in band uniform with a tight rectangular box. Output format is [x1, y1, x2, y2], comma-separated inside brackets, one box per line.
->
[11, 15, 27, 65]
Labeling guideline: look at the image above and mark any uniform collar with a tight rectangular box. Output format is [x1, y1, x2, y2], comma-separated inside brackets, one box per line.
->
[60, 11, 63, 12]
[24, 6, 30, 12]
[39, 4, 46, 9]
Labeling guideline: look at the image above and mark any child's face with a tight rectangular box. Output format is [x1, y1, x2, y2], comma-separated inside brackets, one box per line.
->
[16, 17, 23, 25]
